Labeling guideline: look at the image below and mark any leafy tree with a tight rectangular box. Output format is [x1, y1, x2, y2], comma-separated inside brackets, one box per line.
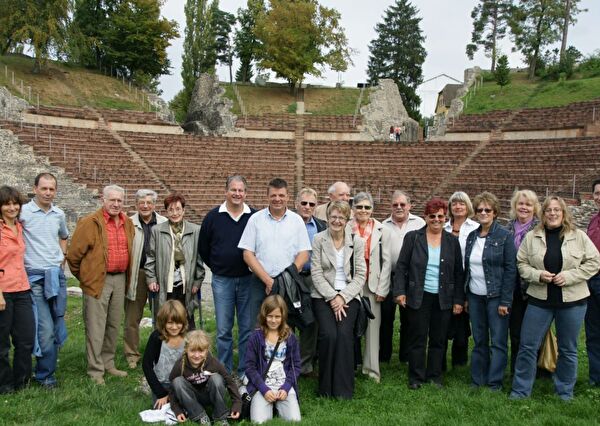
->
[234, 0, 265, 83]
[466, 0, 513, 72]
[213, 9, 236, 83]
[494, 54, 511, 91]
[366, 0, 426, 121]
[254, 0, 352, 89]
[559, 0, 585, 60]
[0, 0, 23, 55]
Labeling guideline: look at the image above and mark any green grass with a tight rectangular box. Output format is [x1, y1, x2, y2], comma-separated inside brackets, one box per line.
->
[4, 285, 600, 425]
[463, 71, 600, 114]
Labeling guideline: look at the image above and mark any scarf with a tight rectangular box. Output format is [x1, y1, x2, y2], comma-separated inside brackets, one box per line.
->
[513, 218, 534, 249]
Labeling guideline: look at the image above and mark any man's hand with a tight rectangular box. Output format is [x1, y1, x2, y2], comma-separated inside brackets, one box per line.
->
[148, 282, 159, 292]
[395, 295, 406, 307]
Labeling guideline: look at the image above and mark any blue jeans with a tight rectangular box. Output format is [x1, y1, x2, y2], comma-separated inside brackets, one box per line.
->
[511, 302, 587, 400]
[247, 274, 267, 330]
[211, 274, 253, 377]
[468, 294, 509, 389]
[585, 274, 600, 384]
[30, 271, 66, 385]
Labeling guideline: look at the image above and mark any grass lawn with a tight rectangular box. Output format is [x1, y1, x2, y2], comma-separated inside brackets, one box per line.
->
[3, 290, 600, 425]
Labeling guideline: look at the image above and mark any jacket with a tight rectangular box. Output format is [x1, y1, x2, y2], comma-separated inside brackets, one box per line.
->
[145, 220, 205, 318]
[310, 230, 367, 303]
[517, 227, 600, 302]
[393, 227, 465, 310]
[245, 329, 301, 399]
[67, 208, 135, 298]
[272, 264, 314, 329]
[127, 212, 167, 301]
[464, 221, 517, 307]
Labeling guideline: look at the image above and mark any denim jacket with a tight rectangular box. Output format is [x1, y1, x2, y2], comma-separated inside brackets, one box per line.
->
[464, 221, 517, 307]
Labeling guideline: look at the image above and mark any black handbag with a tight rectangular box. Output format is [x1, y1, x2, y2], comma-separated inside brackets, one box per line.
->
[240, 340, 281, 420]
[349, 234, 376, 338]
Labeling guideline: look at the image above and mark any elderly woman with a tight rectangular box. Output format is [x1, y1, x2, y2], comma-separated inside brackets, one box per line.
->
[394, 198, 464, 389]
[444, 191, 479, 368]
[505, 189, 540, 373]
[510, 196, 600, 400]
[311, 201, 366, 399]
[0, 186, 35, 394]
[146, 193, 205, 329]
[464, 192, 517, 390]
[347, 192, 391, 383]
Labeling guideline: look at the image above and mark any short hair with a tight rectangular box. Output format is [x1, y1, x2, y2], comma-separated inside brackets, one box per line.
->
[509, 189, 540, 220]
[538, 195, 575, 238]
[472, 191, 500, 217]
[135, 189, 158, 203]
[592, 178, 600, 192]
[447, 191, 474, 220]
[156, 300, 188, 341]
[164, 193, 186, 210]
[268, 178, 288, 193]
[424, 197, 448, 216]
[328, 181, 350, 195]
[184, 329, 211, 352]
[226, 175, 247, 191]
[103, 184, 125, 198]
[0, 186, 25, 218]
[327, 200, 351, 220]
[296, 187, 317, 202]
[258, 295, 291, 341]
[391, 190, 411, 204]
[353, 191, 374, 207]
[34, 172, 57, 188]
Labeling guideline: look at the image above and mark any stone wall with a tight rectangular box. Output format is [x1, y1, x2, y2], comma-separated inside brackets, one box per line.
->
[0, 86, 28, 120]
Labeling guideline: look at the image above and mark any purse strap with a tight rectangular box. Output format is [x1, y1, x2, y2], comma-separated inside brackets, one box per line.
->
[262, 339, 282, 381]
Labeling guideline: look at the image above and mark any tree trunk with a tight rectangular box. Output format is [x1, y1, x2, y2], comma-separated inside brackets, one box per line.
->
[560, 0, 571, 60]
[490, 6, 499, 73]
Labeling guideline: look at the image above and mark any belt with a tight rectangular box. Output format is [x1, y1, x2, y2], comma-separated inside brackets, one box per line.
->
[106, 271, 125, 275]
[300, 270, 311, 276]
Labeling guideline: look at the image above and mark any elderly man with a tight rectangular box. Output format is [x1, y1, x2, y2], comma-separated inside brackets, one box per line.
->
[67, 185, 134, 385]
[238, 178, 311, 336]
[380, 191, 425, 363]
[295, 187, 327, 375]
[199, 176, 255, 380]
[20, 173, 69, 389]
[314, 181, 352, 221]
[124, 189, 166, 369]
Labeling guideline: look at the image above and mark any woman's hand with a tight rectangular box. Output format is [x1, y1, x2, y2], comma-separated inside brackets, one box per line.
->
[0, 291, 5, 311]
[264, 390, 278, 403]
[153, 395, 169, 410]
[539, 271, 555, 284]
[452, 304, 463, 315]
[552, 272, 567, 287]
[375, 295, 386, 302]
[177, 413, 186, 422]
[330, 295, 348, 321]
[276, 389, 288, 400]
[148, 282, 159, 292]
[230, 411, 240, 419]
[395, 295, 406, 307]
[498, 306, 510, 316]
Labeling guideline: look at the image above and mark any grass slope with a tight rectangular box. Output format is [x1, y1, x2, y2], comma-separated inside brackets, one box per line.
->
[3, 282, 600, 425]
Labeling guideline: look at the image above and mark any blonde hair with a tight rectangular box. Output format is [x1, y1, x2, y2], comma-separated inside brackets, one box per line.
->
[447, 191, 474, 220]
[156, 300, 188, 341]
[258, 295, 291, 341]
[509, 189, 540, 220]
[538, 195, 575, 238]
[185, 330, 211, 352]
[327, 200, 351, 220]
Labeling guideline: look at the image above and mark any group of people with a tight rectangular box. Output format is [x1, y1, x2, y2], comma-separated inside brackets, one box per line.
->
[2, 174, 600, 423]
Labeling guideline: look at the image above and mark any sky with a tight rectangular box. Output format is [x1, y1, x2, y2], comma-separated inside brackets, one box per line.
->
[158, 0, 600, 116]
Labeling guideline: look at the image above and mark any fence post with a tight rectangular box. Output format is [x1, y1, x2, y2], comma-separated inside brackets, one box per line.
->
[572, 174, 576, 199]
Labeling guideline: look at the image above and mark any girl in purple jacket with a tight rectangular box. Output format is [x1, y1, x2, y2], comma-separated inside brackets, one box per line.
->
[245, 295, 301, 423]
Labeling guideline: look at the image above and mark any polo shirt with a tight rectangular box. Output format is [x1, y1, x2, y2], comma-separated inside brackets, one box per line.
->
[238, 208, 312, 277]
[383, 213, 425, 267]
[20, 200, 69, 269]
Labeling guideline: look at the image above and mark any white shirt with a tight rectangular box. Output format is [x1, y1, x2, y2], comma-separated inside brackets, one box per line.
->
[334, 248, 346, 290]
[383, 213, 426, 266]
[218, 202, 251, 222]
[444, 217, 479, 261]
[468, 236, 487, 296]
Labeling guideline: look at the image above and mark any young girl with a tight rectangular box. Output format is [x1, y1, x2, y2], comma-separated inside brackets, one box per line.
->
[169, 330, 241, 425]
[245, 295, 301, 423]
[142, 300, 188, 409]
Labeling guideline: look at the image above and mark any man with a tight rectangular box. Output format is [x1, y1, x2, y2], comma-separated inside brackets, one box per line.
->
[238, 178, 311, 336]
[295, 187, 327, 376]
[314, 181, 352, 221]
[380, 190, 425, 363]
[67, 185, 134, 385]
[20, 173, 69, 389]
[199, 176, 255, 379]
[124, 189, 166, 369]
[586, 178, 600, 386]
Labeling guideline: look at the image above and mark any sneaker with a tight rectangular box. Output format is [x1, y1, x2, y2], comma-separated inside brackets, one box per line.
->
[215, 420, 229, 426]
[127, 360, 138, 369]
[197, 414, 211, 425]
[90, 375, 105, 386]
[138, 376, 151, 395]
[106, 368, 128, 377]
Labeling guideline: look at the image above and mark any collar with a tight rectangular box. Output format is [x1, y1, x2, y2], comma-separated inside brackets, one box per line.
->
[305, 216, 317, 227]
[219, 201, 251, 215]
[102, 208, 125, 224]
[29, 199, 58, 213]
[384, 213, 417, 227]
[267, 207, 288, 221]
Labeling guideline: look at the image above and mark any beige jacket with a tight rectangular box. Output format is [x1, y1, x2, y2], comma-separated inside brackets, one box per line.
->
[517, 227, 600, 302]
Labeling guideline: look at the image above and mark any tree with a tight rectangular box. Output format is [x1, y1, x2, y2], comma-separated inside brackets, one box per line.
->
[366, 0, 426, 121]
[254, 0, 352, 89]
[494, 54, 511, 91]
[466, 0, 513, 72]
[559, 0, 585, 60]
[213, 9, 236, 83]
[234, 0, 265, 83]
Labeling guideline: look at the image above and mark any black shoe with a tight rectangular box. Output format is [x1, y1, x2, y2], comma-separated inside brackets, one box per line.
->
[408, 383, 421, 390]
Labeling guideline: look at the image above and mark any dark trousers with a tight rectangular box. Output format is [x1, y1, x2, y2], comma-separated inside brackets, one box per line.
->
[509, 288, 528, 373]
[406, 292, 451, 385]
[313, 297, 359, 399]
[171, 374, 229, 421]
[167, 286, 196, 330]
[586, 275, 600, 385]
[379, 293, 409, 362]
[442, 311, 470, 370]
[0, 290, 35, 394]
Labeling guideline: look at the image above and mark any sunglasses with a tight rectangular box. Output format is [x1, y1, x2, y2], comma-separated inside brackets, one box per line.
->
[392, 203, 407, 208]
[299, 201, 316, 207]
[476, 208, 493, 214]
[355, 205, 372, 210]
[428, 214, 445, 220]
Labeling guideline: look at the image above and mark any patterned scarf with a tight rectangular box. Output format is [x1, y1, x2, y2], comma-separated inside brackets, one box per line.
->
[513, 218, 534, 249]
[170, 221, 186, 264]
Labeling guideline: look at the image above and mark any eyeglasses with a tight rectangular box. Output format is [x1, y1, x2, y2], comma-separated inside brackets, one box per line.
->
[137, 201, 154, 207]
[545, 208, 562, 214]
[392, 203, 407, 208]
[167, 207, 183, 214]
[428, 214, 445, 220]
[476, 208, 493, 214]
[329, 215, 347, 223]
[355, 205, 372, 210]
[299, 201, 316, 207]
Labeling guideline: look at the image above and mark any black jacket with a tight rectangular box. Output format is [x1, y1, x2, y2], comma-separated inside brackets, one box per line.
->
[313, 216, 327, 233]
[393, 227, 464, 310]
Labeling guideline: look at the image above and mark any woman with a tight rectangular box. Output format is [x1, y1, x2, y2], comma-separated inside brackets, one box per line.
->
[505, 189, 540, 373]
[393, 197, 464, 389]
[464, 192, 517, 390]
[0, 186, 35, 394]
[347, 192, 391, 382]
[311, 200, 366, 399]
[145, 193, 205, 329]
[510, 196, 600, 400]
[444, 191, 478, 368]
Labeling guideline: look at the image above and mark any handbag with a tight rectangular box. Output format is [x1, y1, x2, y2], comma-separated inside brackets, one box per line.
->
[537, 328, 558, 373]
[349, 234, 376, 338]
[240, 339, 281, 420]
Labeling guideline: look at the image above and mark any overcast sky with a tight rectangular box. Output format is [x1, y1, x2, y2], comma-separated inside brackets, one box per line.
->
[158, 0, 600, 115]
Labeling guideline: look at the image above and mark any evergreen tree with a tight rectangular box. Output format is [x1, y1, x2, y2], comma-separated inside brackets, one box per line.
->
[366, 0, 426, 121]
[234, 0, 265, 83]
[494, 54, 511, 91]
[466, 0, 513, 72]
[213, 9, 236, 83]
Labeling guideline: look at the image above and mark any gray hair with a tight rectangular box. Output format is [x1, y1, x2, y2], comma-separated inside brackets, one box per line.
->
[103, 185, 125, 198]
[226, 175, 247, 191]
[353, 191, 374, 207]
[135, 189, 158, 203]
[447, 191, 474, 220]
[391, 190, 411, 204]
[297, 187, 318, 202]
[328, 181, 350, 195]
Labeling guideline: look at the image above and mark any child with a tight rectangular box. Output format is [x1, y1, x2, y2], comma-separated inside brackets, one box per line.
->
[142, 300, 188, 409]
[245, 295, 302, 423]
[169, 330, 241, 425]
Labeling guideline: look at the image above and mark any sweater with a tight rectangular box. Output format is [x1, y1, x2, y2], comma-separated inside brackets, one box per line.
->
[142, 330, 182, 399]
